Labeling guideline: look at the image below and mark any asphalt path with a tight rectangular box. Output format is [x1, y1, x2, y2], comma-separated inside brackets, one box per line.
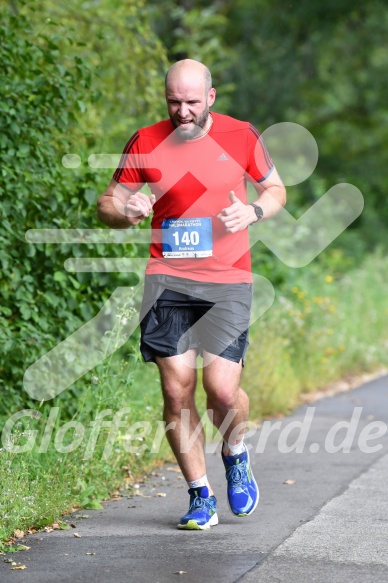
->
[1, 375, 388, 582]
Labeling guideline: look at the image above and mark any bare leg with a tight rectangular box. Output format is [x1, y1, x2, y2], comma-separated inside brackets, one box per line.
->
[203, 352, 258, 518]
[156, 349, 213, 493]
[202, 352, 249, 445]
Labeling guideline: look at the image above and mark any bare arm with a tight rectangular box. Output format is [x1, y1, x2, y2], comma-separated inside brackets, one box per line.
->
[217, 167, 287, 233]
[97, 179, 156, 229]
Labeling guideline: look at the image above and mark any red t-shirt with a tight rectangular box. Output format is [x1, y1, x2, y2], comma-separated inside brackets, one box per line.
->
[113, 112, 273, 284]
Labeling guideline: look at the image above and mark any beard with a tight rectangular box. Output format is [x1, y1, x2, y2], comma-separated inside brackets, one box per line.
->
[170, 105, 210, 140]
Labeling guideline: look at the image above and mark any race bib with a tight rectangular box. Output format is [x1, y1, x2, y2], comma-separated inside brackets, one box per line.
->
[161, 217, 213, 258]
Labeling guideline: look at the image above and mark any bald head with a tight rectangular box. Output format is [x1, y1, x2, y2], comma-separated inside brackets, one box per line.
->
[165, 59, 212, 95]
[165, 59, 216, 140]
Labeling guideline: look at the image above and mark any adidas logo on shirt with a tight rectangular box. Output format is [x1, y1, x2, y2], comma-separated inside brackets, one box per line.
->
[217, 153, 229, 161]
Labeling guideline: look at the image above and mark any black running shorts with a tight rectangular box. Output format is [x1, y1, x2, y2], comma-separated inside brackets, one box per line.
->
[139, 275, 252, 365]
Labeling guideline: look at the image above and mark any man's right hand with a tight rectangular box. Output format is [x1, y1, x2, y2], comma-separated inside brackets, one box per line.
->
[125, 193, 156, 225]
[97, 179, 156, 229]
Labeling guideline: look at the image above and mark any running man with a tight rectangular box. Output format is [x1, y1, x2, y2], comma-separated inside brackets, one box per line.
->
[97, 59, 286, 529]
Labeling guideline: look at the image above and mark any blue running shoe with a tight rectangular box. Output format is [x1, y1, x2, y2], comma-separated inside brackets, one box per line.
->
[177, 486, 218, 530]
[222, 445, 259, 516]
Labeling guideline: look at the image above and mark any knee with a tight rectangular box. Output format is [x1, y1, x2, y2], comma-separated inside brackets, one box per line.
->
[204, 382, 238, 411]
[162, 379, 196, 415]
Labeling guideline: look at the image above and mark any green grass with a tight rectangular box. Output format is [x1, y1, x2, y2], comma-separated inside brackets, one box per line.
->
[0, 440, 83, 543]
[1, 252, 388, 546]
[0, 306, 169, 547]
[242, 252, 388, 418]
[0, 355, 170, 547]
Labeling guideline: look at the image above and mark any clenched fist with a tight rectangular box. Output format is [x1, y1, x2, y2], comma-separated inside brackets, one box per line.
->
[125, 193, 156, 226]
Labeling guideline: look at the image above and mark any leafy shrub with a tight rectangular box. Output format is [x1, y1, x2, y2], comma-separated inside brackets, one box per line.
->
[0, 6, 142, 417]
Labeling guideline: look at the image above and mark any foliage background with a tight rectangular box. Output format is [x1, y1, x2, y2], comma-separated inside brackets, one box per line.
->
[0, 0, 387, 539]
[2, 0, 387, 413]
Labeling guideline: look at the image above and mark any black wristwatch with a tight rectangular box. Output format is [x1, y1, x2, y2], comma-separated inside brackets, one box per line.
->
[249, 203, 264, 224]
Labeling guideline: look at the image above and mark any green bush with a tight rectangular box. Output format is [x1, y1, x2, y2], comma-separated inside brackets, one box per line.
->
[0, 6, 153, 418]
[1, 8, 89, 413]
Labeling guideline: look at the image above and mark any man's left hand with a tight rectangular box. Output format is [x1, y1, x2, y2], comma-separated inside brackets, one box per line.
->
[217, 191, 257, 233]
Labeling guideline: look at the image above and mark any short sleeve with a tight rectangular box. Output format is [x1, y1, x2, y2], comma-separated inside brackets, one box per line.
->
[246, 124, 274, 183]
[113, 131, 145, 191]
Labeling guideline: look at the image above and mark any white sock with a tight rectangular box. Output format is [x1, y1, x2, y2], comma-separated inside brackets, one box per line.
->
[187, 474, 208, 490]
[223, 439, 245, 456]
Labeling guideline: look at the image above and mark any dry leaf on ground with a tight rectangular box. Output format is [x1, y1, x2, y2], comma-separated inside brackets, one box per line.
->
[11, 565, 27, 570]
[283, 479, 296, 485]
